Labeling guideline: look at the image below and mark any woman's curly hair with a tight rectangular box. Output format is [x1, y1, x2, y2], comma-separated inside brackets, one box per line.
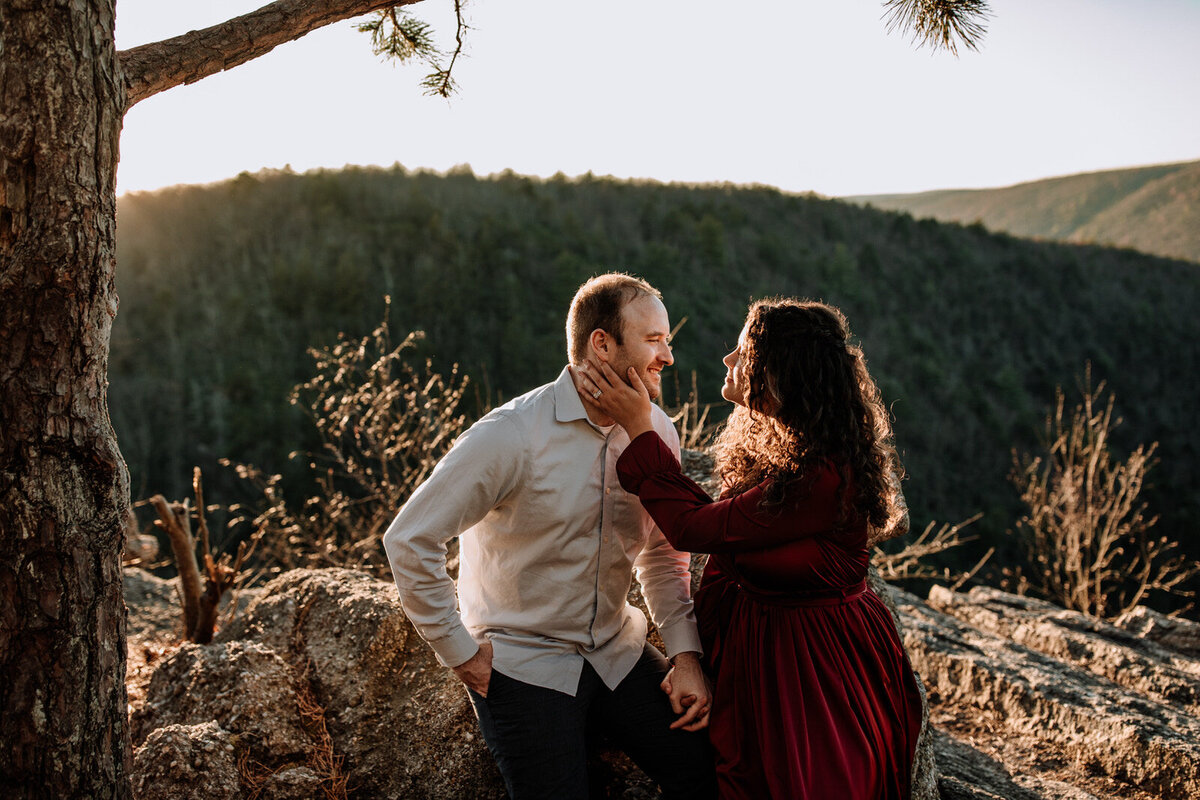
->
[711, 298, 902, 531]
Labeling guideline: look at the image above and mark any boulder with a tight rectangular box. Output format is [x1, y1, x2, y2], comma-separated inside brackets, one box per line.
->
[131, 567, 692, 798]
[125, 531, 160, 566]
[256, 767, 328, 800]
[131, 640, 312, 763]
[131, 721, 241, 800]
[124, 566, 182, 641]
[215, 568, 504, 799]
[931, 728, 1041, 800]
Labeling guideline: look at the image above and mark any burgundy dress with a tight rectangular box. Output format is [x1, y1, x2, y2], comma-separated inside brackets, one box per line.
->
[617, 432, 923, 800]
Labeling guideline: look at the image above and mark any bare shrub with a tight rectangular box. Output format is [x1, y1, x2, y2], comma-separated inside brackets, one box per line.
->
[869, 460, 993, 589]
[873, 514, 990, 591]
[663, 369, 722, 450]
[1010, 368, 1197, 619]
[227, 298, 473, 579]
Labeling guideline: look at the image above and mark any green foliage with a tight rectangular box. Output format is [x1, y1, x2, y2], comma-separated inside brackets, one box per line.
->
[111, 166, 1200, 605]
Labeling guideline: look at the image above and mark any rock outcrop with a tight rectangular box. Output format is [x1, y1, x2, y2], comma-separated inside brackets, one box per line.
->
[127, 565, 932, 798]
[1114, 604, 1200, 659]
[133, 640, 313, 762]
[127, 566, 1197, 799]
[905, 585, 1200, 799]
[926, 585, 1200, 714]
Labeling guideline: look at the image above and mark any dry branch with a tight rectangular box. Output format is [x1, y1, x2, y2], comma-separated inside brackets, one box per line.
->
[150, 495, 202, 639]
[873, 514, 983, 584]
[193, 467, 211, 559]
[119, 0, 419, 108]
[151, 469, 257, 642]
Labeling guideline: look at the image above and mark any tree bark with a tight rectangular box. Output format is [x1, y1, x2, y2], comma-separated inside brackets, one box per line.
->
[0, 2, 131, 797]
[120, 0, 414, 108]
[3, 0, 442, 796]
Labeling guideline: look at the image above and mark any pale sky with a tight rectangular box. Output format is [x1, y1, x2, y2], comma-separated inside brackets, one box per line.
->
[116, 0, 1200, 198]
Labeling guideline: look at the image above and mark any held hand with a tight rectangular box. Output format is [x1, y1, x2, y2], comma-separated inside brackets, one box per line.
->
[452, 640, 494, 697]
[660, 652, 711, 732]
[569, 360, 655, 440]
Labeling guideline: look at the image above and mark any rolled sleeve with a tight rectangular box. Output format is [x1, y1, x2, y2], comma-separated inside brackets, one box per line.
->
[657, 605, 704, 657]
[382, 412, 524, 668]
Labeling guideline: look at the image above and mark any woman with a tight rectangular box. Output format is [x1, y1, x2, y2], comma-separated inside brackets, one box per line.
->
[572, 298, 923, 799]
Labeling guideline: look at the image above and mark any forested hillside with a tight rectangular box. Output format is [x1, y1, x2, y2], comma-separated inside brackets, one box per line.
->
[112, 165, 1200, 585]
[848, 160, 1200, 264]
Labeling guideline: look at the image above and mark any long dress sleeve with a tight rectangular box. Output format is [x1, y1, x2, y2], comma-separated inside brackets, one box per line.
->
[616, 430, 847, 555]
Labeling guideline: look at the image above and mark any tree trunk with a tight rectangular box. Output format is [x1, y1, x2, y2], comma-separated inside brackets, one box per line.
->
[0, 1, 132, 797]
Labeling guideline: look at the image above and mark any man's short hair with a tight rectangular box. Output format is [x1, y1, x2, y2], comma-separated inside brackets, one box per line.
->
[566, 273, 662, 364]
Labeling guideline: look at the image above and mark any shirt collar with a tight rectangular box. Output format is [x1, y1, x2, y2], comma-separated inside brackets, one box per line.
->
[554, 366, 590, 423]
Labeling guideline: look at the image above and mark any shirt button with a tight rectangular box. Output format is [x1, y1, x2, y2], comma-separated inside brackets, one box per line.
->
[605, 488, 611, 495]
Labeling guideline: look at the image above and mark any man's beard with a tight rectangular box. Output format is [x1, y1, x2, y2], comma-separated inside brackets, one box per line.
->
[644, 370, 662, 401]
[611, 357, 661, 401]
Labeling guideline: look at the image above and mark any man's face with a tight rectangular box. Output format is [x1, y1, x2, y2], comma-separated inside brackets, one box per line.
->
[604, 295, 674, 401]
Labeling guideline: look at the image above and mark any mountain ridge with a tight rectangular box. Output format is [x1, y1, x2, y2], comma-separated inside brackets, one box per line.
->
[846, 160, 1200, 264]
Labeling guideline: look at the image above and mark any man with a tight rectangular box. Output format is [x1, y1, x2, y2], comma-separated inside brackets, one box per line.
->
[383, 274, 715, 799]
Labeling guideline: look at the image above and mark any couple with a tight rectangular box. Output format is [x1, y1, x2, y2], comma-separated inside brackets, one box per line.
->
[383, 273, 923, 799]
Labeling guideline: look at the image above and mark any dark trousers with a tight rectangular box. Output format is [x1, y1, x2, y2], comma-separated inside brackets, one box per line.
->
[467, 643, 716, 800]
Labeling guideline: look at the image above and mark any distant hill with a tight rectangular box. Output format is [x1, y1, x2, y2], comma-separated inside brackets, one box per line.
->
[846, 160, 1200, 264]
[112, 166, 1200, 598]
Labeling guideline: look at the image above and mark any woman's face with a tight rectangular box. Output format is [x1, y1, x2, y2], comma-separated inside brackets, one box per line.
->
[721, 323, 750, 407]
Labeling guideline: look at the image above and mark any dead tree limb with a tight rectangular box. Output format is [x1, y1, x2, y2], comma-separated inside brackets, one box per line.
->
[151, 468, 259, 641]
[150, 495, 202, 639]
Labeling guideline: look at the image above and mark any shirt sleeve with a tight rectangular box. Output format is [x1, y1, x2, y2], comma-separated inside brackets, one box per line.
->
[382, 412, 525, 669]
[630, 413, 703, 658]
[617, 431, 844, 554]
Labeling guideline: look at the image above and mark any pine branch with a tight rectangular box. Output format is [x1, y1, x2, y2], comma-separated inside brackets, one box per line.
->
[357, 8, 439, 61]
[119, 0, 419, 108]
[882, 0, 990, 56]
[358, 1, 471, 97]
[427, 0, 469, 98]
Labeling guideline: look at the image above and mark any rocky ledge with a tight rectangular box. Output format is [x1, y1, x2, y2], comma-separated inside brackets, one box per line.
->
[905, 585, 1200, 800]
[125, 567, 1199, 799]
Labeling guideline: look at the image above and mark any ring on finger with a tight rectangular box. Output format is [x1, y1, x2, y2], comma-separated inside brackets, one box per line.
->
[592, 389, 602, 399]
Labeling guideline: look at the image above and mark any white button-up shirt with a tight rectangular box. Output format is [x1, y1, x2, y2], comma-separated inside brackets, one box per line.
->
[383, 367, 701, 695]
